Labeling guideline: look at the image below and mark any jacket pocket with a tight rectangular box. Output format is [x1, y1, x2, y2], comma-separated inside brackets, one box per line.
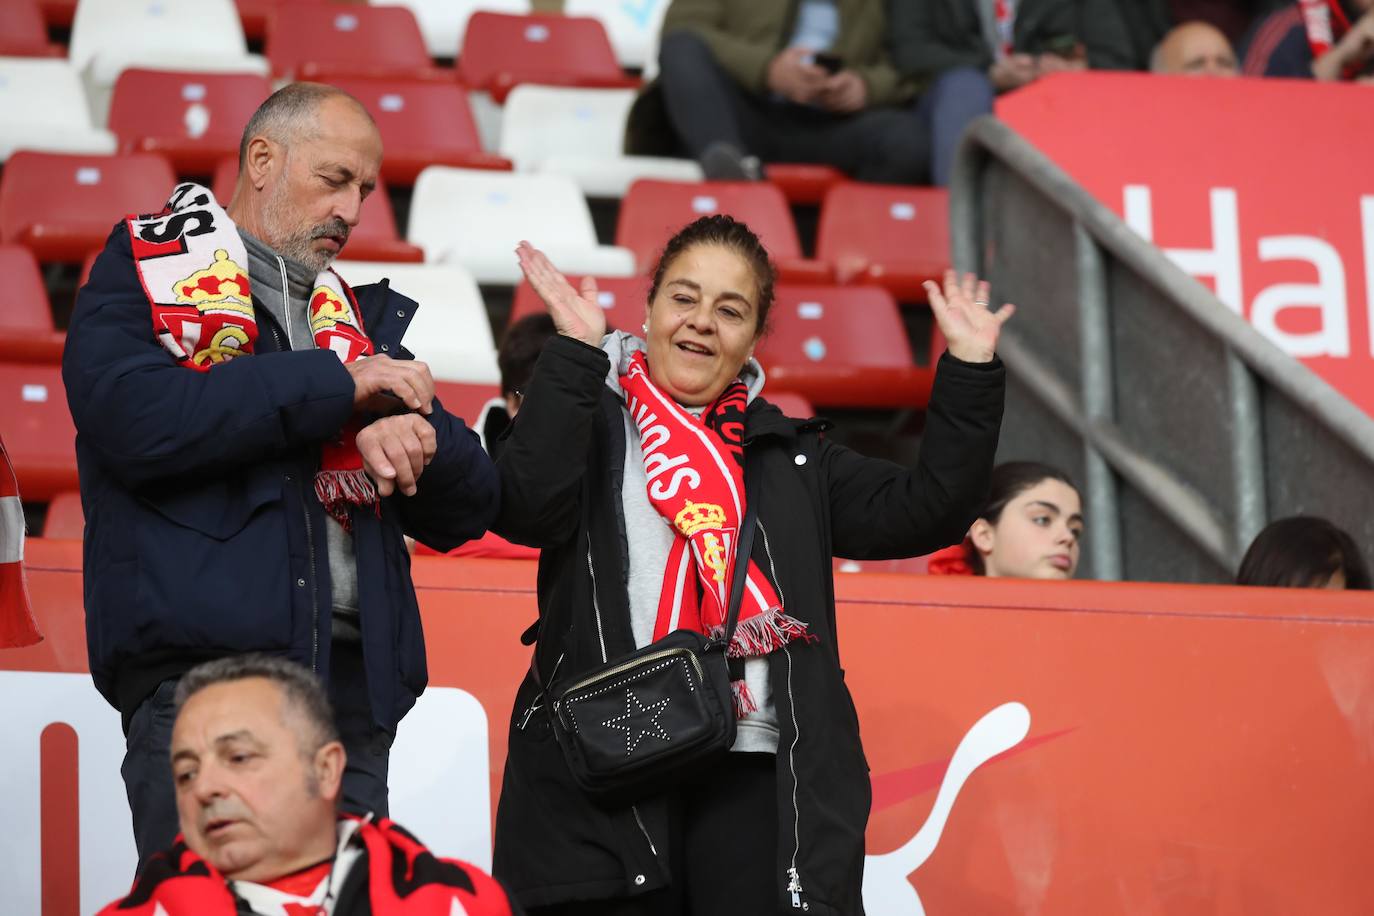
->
[136, 473, 280, 540]
[121, 474, 297, 654]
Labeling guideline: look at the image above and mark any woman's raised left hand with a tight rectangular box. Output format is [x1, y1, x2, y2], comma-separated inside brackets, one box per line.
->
[924, 269, 1015, 364]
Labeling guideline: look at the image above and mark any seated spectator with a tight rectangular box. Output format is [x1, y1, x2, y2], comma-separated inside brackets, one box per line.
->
[1242, 0, 1374, 81]
[887, 0, 1139, 185]
[98, 654, 516, 915]
[1236, 516, 1371, 589]
[478, 314, 557, 458]
[626, 0, 925, 183]
[1151, 20, 1241, 74]
[416, 314, 555, 561]
[928, 461, 1084, 578]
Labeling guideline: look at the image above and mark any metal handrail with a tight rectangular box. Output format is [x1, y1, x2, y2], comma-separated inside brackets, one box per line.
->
[949, 116, 1374, 579]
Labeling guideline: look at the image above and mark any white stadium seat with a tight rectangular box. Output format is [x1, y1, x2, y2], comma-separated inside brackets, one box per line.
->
[333, 260, 500, 384]
[564, 0, 671, 71]
[498, 85, 701, 198]
[0, 58, 117, 161]
[408, 167, 636, 284]
[370, 0, 532, 58]
[68, 0, 268, 122]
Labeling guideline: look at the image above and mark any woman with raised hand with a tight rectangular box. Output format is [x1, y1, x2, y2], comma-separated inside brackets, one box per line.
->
[490, 214, 1011, 915]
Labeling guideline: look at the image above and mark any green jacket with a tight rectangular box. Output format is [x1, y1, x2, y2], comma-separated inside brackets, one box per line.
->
[664, 0, 918, 106]
[626, 0, 919, 155]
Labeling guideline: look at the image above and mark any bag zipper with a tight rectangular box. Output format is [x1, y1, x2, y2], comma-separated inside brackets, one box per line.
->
[558, 646, 704, 697]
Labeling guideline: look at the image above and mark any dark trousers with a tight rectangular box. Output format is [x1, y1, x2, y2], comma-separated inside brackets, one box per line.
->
[528, 752, 779, 916]
[914, 66, 996, 187]
[120, 640, 394, 871]
[658, 30, 929, 184]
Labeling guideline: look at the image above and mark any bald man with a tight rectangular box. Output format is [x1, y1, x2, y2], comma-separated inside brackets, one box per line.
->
[1151, 20, 1240, 76]
[63, 83, 499, 869]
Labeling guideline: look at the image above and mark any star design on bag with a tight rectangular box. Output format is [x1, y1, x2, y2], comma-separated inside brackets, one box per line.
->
[602, 689, 671, 756]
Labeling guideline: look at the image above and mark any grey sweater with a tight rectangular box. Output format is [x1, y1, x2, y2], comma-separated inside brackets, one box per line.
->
[238, 229, 361, 641]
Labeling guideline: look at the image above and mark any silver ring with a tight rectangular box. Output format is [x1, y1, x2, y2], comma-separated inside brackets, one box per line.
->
[973, 299, 989, 306]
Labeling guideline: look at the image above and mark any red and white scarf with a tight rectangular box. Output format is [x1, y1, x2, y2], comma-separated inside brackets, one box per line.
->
[619, 352, 810, 714]
[994, 0, 1017, 59]
[0, 437, 41, 649]
[128, 183, 378, 530]
[1299, 0, 1351, 58]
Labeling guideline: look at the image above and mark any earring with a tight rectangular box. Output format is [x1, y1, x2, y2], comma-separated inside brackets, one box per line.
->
[641, 323, 649, 334]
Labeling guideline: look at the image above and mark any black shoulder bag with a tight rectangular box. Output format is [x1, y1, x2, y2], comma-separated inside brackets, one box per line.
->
[546, 463, 760, 804]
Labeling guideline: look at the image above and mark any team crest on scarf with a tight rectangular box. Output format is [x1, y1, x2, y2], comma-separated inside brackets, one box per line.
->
[126, 182, 380, 530]
[619, 351, 812, 715]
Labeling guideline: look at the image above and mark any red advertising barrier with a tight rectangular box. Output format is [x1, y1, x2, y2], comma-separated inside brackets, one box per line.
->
[998, 72, 1374, 416]
[5, 539, 1374, 913]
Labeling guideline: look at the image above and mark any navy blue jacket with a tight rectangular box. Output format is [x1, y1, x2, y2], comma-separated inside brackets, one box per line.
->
[63, 222, 499, 731]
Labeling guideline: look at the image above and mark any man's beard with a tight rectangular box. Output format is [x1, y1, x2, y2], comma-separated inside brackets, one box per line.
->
[261, 186, 349, 273]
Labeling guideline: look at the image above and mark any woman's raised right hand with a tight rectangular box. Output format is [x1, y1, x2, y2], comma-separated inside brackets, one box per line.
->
[516, 241, 606, 346]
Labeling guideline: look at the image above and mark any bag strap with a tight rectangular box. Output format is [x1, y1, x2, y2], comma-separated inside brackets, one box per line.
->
[718, 456, 762, 650]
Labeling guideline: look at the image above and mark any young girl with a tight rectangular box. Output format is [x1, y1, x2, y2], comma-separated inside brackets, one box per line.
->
[930, 461, 1084, 578]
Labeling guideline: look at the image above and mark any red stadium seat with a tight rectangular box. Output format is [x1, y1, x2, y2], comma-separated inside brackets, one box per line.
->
[209, 158, 423, 263]
[457, 12, 638, 104]
[236, 0, 327, 41]
[36, 0, 76, 27]
[0, 245, 64, 363]
[0, 0, 62, 56]
[266, 5, 447, 82]
[509, 274, 651, 332]
[434, 381, 501, 427]
[109, 70, 272, 176]
[42, 490, 84, 539]
[764, 163, 846, 205]
[817, 183, 950, 302]
[755, 284, 933, 408]
[0, 362, 77, 501]
[325, 78, 511, 186]
[763, 390, 815, 418]
[0, 151, 177, 263]
[616, 179, 830, 282]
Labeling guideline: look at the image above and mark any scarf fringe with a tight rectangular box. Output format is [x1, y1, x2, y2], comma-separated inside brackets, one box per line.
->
[314, 468, 379, 532]
[731, 679, 758, 718]
[712, 607, 815, 660]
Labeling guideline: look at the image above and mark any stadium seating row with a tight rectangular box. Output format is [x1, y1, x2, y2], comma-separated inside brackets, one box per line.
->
[0, 149, 949, 297]
[10, 0, 671, 69]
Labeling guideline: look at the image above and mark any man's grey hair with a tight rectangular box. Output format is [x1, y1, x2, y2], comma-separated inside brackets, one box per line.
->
[237, 82, 374, 172]
[174, 653, 340, 755]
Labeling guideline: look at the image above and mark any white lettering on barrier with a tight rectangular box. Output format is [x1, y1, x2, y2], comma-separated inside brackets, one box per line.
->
[1125, 186, 1243, 313]
[1363, 196, 1374, 358]
[1251, 235, 1349, 357]
[1124, 186, 1374, 360]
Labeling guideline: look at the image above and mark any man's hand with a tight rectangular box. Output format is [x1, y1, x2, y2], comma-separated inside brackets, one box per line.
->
[357, 413, 437, 498]
[989, 53, 1038, 91]
[1036, 52, 1086, 75]
[815, 70, 868, 113]
[767, 47, 829, 104]
[1314, 10, 1374, 80]
[346, 354, 435, 417]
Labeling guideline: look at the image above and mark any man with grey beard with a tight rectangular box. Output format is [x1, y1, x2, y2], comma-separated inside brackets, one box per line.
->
[63, 82, 499, 871]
